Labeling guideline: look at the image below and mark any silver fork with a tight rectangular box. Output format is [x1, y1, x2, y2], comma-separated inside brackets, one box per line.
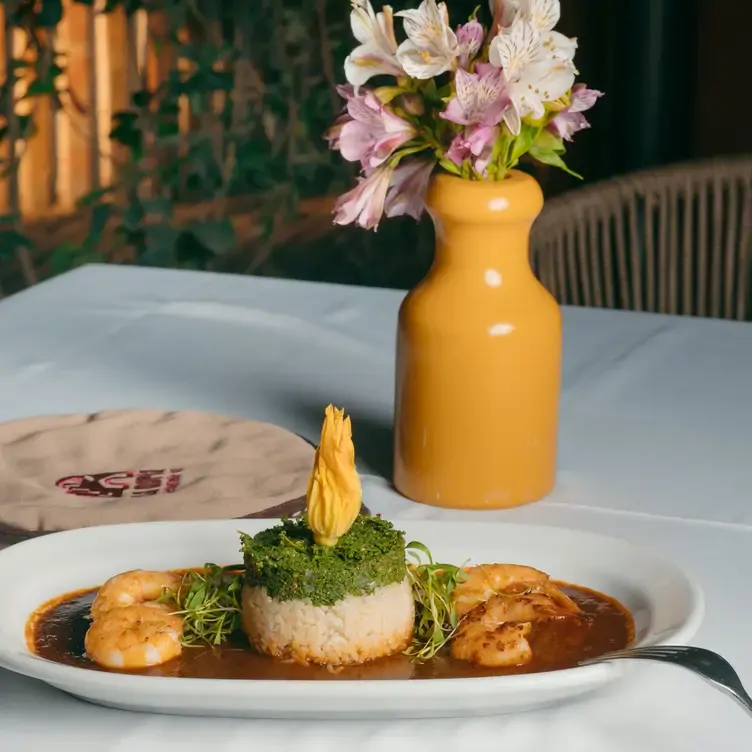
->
[580, 645, 752, 717]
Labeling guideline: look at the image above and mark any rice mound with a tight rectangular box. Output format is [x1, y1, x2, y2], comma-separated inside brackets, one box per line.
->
[241, 578, 415, 666]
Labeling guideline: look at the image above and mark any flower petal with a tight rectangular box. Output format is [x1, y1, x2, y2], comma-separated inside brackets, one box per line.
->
[397, 0, 458, 56]
[338, 121, 379, 165]
[454, 68, 479, 120]
[345, 45, 405, 87]
[396, 40, 456, 78]
[549, 110, 589, 141]
[385, 158, 435, 220]
[503, 101, 522, 135]
[334, 165, 393, 230]
[570, 83, 603, 112]
[446, 133, 469, 166]
[544, 30, 577, 62]
[534, 59, 576, 103]
[524, 0, 560, 32]
[489, 19, 541, 81]
[441, 96, 470, 125]
[350, 0, 377, 45]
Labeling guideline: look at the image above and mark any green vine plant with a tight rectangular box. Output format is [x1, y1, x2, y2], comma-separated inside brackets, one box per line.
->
[0, 0, 354, 282]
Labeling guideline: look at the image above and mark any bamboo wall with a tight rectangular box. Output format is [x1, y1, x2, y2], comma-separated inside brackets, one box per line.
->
[0, 2, 152, 219]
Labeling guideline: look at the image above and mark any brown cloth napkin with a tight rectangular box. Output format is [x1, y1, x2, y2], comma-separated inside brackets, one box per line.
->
[0, 409, 330, 542]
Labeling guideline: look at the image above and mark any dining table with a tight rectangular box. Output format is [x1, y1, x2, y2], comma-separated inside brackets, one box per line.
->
[0, 263, 750, 751]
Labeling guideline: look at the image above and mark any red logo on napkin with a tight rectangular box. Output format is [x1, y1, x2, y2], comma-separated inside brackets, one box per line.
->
[55, 469, 183, 499]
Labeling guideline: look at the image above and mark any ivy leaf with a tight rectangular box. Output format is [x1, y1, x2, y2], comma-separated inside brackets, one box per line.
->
[77, 185, 116, 208]
[141, 225, 180, 266]
[188, 219, 236, 255]
[26, 78, 56, 97]
[0, 229, 33, 259]
[141, 197, 173, 219]
[123, 202, 144, 232]
[49, 241, 102, 275]
[131, 89, 152, 109]
[83, 203, 113, 252]
[38, 0, 64, 27]
[110, 111, 142, 153]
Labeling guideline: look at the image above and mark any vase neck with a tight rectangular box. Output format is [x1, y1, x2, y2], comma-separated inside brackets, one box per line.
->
[431, 216, 535, 279]
[425, 171, 543, 283]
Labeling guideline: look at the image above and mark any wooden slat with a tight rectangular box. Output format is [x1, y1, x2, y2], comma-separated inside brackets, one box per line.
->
[58, 0, 97, 209]
[0, 3, 7, 215]
[19, 33, 57, 216]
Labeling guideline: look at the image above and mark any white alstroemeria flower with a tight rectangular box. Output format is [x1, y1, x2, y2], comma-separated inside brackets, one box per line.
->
[489, 18, 575, 134]
[490, 0, 558, 30]
[395, 0, 459, 79]
[490, 0, 576, 63]
[345, 0, 405, 88]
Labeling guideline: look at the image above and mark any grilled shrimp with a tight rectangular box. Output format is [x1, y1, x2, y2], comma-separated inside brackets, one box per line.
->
[90, 570, 181, 620]
[85, 569, 184, 669]
[453, 564, 551, 617]
[85, 602, 183, 669]
[451, 621, 533, 667]
[450, 563, 583, 668]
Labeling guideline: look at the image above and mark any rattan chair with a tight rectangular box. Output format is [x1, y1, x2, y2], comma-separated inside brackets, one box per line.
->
[530, 156, 752, 321]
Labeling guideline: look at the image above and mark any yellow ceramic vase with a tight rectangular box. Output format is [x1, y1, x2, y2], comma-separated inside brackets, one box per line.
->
[393, 170, 561, 510]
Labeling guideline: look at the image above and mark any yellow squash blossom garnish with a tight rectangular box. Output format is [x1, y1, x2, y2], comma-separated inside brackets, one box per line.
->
[306, 405, 362, 547]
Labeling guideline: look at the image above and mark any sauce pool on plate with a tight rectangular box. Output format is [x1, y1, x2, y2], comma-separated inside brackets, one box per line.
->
[28, 581, 634, 680]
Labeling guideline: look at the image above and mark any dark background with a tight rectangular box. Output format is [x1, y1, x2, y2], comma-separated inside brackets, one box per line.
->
[540, 0, 746, 192]
[2, 0, 749, 294]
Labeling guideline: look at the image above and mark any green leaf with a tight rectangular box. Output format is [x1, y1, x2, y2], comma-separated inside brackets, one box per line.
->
[38, 0, 64, 27]
[49, 241, 102, 276]
[77, 185, 115, 208]
[141, 225, 180, 266]
[131, 89, 152, 109]
[532, 129, 566, 154]
[26, 78, 56, 97]
[528, 144, 583, 179]
[141, 196, 173, 219]
[84, 203, 113, 252]
[0, 229, 34, 258]
[438, 157, 461, 176]
[109, 110, 142, 153]
[507, 123, 541, 168]
[373, 86, 406, 105]
[188, 219, 236, 255]
[388, 142, 432, 167]
[123, 202, 144, 232]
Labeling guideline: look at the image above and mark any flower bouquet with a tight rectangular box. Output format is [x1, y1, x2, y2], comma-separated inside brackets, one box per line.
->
[326, 0, 602, 230]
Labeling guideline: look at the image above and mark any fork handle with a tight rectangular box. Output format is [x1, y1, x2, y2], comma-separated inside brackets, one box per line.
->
[582, 653, 752, 718]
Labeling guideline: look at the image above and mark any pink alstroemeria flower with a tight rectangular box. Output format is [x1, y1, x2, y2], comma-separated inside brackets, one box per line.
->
[337, 90, 416, 169]
[456, 19, 484, 68]
[446, 124, 498, 175]
[333, 164, 394, 231]
[440, 64, 510, 127]
[548, 84, 603, 141]
[385, 158, 436, 220]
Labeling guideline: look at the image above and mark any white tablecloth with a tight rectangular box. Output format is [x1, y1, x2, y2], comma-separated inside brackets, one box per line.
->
[0, 264, 750, 751]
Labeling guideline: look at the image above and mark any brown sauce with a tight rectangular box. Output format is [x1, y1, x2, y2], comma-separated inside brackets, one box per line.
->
[29, 580, 633, 681]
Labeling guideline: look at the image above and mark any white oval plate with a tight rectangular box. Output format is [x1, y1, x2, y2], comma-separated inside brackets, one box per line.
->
[0, 519, 703, 720]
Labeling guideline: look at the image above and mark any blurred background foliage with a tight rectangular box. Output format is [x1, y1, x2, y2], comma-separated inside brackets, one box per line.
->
[0, 0, 637, 294]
